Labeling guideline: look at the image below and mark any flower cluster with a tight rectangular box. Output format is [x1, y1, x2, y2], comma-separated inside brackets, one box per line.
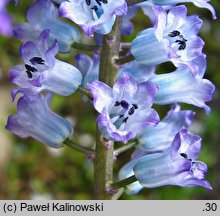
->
[119, 105, 211, 193]
[6, 29, 82, 148]
[5, 0, 216, 195]
[73, 1, 215, 190]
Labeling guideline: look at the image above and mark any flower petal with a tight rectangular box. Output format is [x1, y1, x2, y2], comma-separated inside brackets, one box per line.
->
[88, 81, 113, 113]
[113, 73, 137, 101]
[138, 104, 195, 151]
[149, 66, 215, 114]
[153, 6, 167, 40]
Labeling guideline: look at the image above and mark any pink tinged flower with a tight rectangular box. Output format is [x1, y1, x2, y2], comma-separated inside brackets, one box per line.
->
[88, 73, 160, 143]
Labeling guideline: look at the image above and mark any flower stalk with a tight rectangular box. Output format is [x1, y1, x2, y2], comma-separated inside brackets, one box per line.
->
[77, 86, 93, 100]
[71, 42, 100, 52]
[114, 54, 135, 65]
[114, 141, 137, 156]
[110, 175, 137, 190]
[94, 16, 122, 200]
[64, 138, 94, 155]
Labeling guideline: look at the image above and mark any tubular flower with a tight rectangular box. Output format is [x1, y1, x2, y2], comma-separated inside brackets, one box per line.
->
[14, 0, 80, 53]
[149, 65, 215, 114]
[138, 104, 195, 151]
[9, 30, 82, 99]
[131, 5, 205, 73]
[59, 0, 127, 36]
[119, 128, 212, 192]
[119, 105, 194, 193]
[5, 94, 73, 148]
[88, 73, 160, 143]
[134, 129, 212, 189]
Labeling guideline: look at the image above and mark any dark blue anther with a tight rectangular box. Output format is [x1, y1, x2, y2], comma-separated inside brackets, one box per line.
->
[25, 64, 37, 79]
[91, 5, 98, 11]
[180, 153, 188, 158]
[132, 104, 138, 109]
[30, 57, 45, 65]
[175, 34, 187, 50]
[168, 30, 180, 37]
[25, 64, 37, 72]
[178, 42, 186, 50]
[120, 100, 129, 109]
[128, 107, 135, 115]
[26, 70, 32, 78]
[114, 101, 120, 106]
[95, 0, 102, 6]
[85, 0, 91, 6]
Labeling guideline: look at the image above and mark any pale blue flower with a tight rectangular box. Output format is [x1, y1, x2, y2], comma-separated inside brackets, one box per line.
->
[138, 104, 195, 151]
[131, 5, 205, 74]
[88, 73, 159, 143]
[9, 30, 82, 99]
[149, 65, 215, 114]
[119, 128, 212, 192]
[6, 93, 73, 148]
[14, 0, 80, 53]
[59, 0, 127, 36]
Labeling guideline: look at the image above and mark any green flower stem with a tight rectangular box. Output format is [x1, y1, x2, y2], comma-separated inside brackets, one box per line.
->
[127, 0, 147, 6]
[114, 54, 135, 65]
[64, 138, 94, 155]
[77, 86, 93, 100]
[110, 175, 137, 190]
[98, 19, 122, 86]
[114, 142, 137, 156]
[71, 42, 99, 52]
[94, 16, 122, 200]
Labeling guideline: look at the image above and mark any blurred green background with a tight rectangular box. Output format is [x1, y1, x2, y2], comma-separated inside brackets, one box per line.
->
[0, 0, 219, 200]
